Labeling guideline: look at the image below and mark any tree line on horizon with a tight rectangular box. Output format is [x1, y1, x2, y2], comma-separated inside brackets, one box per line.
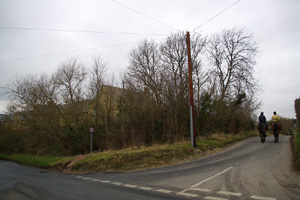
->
[0, 26, 261, 156]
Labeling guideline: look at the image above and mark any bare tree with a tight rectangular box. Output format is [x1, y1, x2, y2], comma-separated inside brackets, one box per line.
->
[54, 58, 88, 124]
[160, 32, 208, 139]
[100, 78, 119, 149]
[5, 74, 69, 153]
[54, 58, 89, 152]
[207, 27, 259, 103]
[160, 32, 188, 101]
[89, 55, 107, 98]
[128, 39, 163, 104]
[88, 55, 107, 148]
[189, 33, 209, 109]
[6, 75, 36, 113]
[55, 58, 87, 104]
[126, 32, 209, 141]
[206, 27, 260, 132]
[159, 32, 189, 140]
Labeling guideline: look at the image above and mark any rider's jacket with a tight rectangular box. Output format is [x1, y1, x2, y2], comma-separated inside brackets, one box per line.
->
[272, 115, 280, 122]
[259, 114, 267, 123]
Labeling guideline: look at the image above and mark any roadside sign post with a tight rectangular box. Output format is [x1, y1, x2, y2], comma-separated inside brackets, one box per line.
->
[89, 127, 95, 156]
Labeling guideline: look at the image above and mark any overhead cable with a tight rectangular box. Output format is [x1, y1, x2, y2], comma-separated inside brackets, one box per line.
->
[193, 0, 241, 32]
[0, 42, 139, 63]
[111, 0, 178, 31]
[0, 26, 168, 36]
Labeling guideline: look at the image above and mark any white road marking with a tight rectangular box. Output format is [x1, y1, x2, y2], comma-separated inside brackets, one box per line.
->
[217, 191, 242, 197]
[250, 195, 277, 200]
[179, 166, 233, 194]
[189, 188, 211, 192]
[156, 189, 172, 194]
[176, 191, 198, 198]
[124, 184, 137, 188]
[100, 180, 111, 183]
[204, 196, 228, 200]
[111, 182, 122, 185]
[91, 178, 101, 182]
[139, 186, 153, 191]
[191, 166, 233, 188]
[73, 174, 276, 200]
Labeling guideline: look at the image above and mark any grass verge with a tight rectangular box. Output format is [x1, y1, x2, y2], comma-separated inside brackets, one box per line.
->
[0, 131, 256, 172]
[0, 154, 73, 169]
[70, 131, 256, 172]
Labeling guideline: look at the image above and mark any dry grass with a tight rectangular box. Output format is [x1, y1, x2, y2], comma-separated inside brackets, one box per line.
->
[68, 131, 256, 172]
[0, 131, 257, 172]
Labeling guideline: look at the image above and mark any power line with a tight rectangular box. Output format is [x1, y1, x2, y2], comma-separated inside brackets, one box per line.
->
[0, 1, 242, 63]
[193, 0, 242, 32]
[0, 26, 168, 36]
[111, 0, 178, 31]
[0, 42, 139, 63]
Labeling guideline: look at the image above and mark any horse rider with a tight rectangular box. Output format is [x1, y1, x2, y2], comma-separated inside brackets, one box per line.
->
[272, 111, 281, 130]
[259, 112, 268, 131]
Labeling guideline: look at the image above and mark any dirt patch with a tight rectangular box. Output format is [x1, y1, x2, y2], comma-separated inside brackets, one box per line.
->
[61, 155, 85, 173]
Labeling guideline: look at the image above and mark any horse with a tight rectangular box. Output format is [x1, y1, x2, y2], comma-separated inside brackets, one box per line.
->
[272, 122, 280, 143]
[258, 122, 266, 143]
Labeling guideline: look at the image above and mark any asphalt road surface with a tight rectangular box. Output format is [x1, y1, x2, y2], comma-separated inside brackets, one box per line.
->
[1, 135, 300, 200]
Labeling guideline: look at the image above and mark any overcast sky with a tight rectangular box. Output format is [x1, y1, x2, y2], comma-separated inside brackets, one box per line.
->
[0, 0, 299, 120]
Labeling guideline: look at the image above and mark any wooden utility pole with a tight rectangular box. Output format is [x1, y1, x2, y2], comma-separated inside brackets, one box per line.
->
[186, 31, 196, 148]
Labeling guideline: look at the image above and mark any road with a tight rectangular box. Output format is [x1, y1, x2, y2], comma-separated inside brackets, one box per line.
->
[1, 135, 300, 200]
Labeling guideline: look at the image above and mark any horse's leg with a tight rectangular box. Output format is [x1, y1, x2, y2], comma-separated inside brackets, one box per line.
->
[259, 129, 262, 142]
[258, 124, 263, 143]
[262, 125, 266, 142]
[260, 131, 264, 143]
[276, 124, 279, 142]
[274, 123, 277, 143]
[259, 124, 265, 143]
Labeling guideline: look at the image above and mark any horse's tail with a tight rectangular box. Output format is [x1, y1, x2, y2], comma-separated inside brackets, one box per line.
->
[258, 122, 265, 133]
[273, 123, 278, 133]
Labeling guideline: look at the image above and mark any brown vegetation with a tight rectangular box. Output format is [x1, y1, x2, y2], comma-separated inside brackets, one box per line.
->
[0, 27, 261, 156]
